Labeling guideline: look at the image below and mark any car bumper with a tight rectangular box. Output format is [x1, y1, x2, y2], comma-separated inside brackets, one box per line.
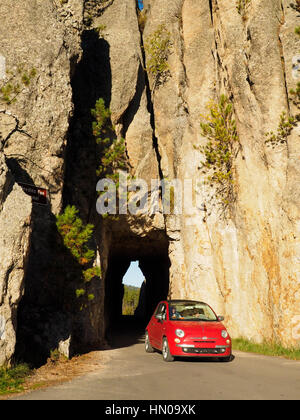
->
[170, 341, 231, 357]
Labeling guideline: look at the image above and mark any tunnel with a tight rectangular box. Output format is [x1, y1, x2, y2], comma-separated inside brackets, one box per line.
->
[14, 225, 170, 366]
[104, 231, 170, 338]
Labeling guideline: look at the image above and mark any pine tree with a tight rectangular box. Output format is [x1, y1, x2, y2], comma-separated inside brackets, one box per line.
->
[56, 205, 101, 301]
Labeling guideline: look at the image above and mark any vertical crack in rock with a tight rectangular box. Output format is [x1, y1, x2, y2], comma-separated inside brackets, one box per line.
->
[278, 6, 290, 114]
[120, 62, 145, 140]
[0, 111, 32, 153]
[178, 2, 191, 117]
[137, 16, 164, 183]
[209, 0, 214, 24]
[244, 28, 255, 94]
[211, 5, 233, 100]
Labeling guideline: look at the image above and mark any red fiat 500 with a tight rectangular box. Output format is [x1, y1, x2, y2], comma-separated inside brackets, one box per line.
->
[145, 300, 232, 362]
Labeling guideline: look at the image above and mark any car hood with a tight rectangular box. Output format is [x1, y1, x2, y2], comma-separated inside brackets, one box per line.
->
[170, 320, 225, 336]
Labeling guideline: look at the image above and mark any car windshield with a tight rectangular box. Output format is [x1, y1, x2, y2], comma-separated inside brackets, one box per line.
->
[169, 301, 218, 322]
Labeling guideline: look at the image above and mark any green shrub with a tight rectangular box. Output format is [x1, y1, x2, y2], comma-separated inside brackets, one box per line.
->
[95, 24, 107, 38]
[144, 24, 172, 88]
[232, 338, 300, 360]
[91, 98, 129, 184]
[138, 10, 147, 33]
[0, 64, 37, 105]
[265, 111, 296, 147]
[236, 0, 251, 15]
[56, 205, 95, 264]
[56, 205, 101, 302]
[195, 95, 240, 211]
[0, 83, 20, 105]
[0, 364, 31, 395]
[91, 98, 131, 220]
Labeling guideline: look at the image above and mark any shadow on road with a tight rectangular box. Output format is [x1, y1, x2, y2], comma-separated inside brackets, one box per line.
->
[175, 354, 235, 363]
[106, 315, 145, 350]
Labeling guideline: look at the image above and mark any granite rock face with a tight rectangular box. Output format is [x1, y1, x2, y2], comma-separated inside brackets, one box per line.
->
[0, 156, 32, 366]
[0, 0, 300, 366]
[0, 0, 83, 365]
[142, 0, 300, 347]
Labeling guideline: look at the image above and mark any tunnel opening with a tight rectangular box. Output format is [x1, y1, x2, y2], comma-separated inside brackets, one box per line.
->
[122, 261, 144, 316]
[104, 233, 170, 345]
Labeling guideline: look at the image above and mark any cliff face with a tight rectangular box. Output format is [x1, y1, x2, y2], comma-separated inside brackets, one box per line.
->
[0, 0, 299, 365]
[0, 0, 84, 365]
[142, 0, 300, 346]
[0, 156, 32, 366]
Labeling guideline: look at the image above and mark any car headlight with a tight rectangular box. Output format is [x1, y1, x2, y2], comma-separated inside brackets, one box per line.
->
[221, 330, 228, 338]
[175, 329, 185, 338]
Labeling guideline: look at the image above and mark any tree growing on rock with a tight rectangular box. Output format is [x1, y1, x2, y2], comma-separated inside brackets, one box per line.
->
[56, 205, 101, 306]
[194, 95, 240, 215]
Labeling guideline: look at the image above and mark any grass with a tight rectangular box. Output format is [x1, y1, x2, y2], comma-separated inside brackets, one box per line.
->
[232, 338, 300, 360]
[0, 364, 32, 396]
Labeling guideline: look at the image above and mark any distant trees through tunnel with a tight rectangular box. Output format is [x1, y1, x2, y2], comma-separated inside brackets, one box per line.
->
[122, 262, 144, 316]
[104, 236, 170, 336]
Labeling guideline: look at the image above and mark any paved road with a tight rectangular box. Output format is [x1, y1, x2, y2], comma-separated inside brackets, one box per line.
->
[13, 321, 300, 400]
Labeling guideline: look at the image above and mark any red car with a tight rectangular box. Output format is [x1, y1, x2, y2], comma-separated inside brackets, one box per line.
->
[145, 300, 232, 362]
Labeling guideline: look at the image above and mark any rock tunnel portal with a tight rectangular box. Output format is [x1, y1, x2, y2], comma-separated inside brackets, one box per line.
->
[15, 226, 171, 367]
[104, 232, 171, 335]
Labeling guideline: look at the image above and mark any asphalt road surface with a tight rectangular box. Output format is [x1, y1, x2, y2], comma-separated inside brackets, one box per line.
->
[13, 319, 300, 400]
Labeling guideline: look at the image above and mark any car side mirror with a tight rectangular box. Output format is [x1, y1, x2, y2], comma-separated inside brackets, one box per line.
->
[155, 314, 163, 321]
[217, 315, 224, 321]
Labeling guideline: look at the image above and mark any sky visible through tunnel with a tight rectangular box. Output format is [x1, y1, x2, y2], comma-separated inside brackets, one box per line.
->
[122, 261, 145, 288]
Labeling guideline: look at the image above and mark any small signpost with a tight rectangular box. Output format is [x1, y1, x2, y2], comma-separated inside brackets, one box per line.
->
[18, 182, 48, 206]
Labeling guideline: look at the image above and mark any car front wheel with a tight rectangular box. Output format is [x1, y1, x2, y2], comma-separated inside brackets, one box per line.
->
[162, 337, 174, 362]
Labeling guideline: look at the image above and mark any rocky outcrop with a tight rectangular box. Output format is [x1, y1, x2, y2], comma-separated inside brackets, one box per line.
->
[142, 0, 300, 347]
[0, 156, 32, 366]
[0, 0, 83, 211]
[86, 0, 300, 348]
[0, 0, 84, 365]
[0, 0, 299, 366]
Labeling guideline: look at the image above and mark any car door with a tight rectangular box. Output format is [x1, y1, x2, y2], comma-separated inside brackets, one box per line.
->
[153, 302, 167, 350]
[147, 303, 161, 348]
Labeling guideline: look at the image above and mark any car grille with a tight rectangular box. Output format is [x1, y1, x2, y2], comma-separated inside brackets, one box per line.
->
[191, 337, 217, 341]
[182, 347, 225, 354]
